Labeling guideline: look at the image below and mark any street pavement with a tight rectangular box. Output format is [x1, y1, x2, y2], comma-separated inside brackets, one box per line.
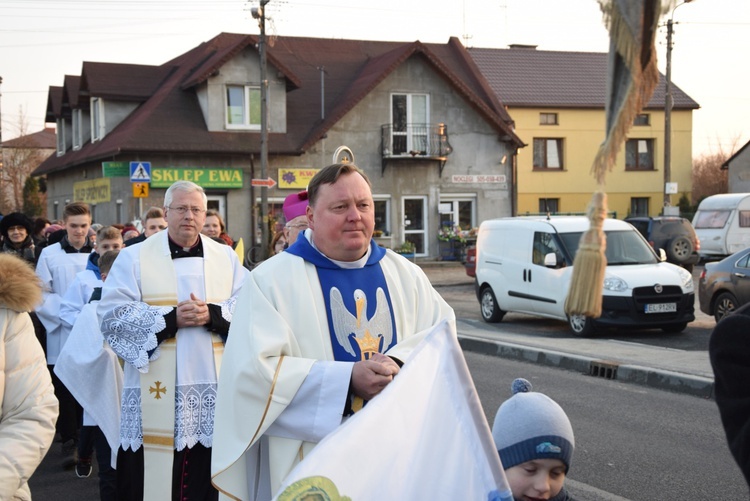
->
[28, 260, 717, 499]
[419, 261, 716, 399]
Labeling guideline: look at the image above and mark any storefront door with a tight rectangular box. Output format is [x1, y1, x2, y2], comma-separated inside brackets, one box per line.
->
[402, 196, 427, 256]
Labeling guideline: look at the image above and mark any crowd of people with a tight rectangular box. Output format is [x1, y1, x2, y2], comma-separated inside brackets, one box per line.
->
[1, 163, 748, 501]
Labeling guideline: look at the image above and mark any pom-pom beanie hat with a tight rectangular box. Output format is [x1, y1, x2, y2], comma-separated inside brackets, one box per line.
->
[492, 378, 575, 472]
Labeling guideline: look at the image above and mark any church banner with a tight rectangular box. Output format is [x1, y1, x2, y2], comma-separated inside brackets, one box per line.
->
[273, 320, 512, 501]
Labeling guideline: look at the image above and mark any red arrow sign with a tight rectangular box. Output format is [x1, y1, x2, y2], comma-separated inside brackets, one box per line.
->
[251, 178, 277, 188]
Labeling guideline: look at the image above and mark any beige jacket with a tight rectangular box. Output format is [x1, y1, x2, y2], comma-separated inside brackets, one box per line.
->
[0, 254, 58, 500]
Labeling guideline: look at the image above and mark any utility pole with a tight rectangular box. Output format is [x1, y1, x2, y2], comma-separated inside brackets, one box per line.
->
[663, 0, 693, 212]
[252, 0, 270, 259]
[663, 17, 673, 210]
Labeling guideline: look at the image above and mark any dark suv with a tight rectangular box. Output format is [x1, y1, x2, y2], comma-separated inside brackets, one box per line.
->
[625, 216, 700, 272]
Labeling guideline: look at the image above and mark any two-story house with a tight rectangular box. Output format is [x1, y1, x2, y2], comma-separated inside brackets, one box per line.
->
[469, 45, 699, 217]
[34, 33, 524, 259]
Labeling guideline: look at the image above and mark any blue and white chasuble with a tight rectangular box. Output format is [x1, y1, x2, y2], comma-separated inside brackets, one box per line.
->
[286, 237, 397, 363]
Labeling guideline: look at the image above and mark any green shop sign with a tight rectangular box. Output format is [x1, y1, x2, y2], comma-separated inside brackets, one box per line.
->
[102, 161, 130, 177]
[150, 168, 243, 188]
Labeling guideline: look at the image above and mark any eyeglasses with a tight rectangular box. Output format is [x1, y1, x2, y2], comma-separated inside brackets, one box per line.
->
[285, 223, 309, 229]
[167, 206, 206, 215]
[7, 225, 26, 232]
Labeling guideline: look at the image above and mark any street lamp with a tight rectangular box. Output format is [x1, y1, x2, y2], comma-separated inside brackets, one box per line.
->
[663, 0, 693, 211]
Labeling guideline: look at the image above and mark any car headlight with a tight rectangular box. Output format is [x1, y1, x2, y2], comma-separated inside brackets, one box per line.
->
[678, 267, 694, 292]
[603, 275, 628, 292]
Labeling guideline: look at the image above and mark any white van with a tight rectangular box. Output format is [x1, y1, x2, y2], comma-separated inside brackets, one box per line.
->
[475, 216, 695, 336]
[692, 193, 750, 259]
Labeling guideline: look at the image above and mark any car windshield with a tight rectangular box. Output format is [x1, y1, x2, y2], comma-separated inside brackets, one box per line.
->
[694, 210, 731, 229]
[558, 229, 658, 265]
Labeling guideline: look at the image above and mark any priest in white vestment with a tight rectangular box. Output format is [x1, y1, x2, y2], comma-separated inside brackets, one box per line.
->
[212, 164, 456, 500]
[98, 181, 249, 501]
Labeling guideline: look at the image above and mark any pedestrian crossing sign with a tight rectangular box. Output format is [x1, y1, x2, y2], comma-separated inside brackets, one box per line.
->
[130, 161, 151, 182]
[133, 182, 149, 198]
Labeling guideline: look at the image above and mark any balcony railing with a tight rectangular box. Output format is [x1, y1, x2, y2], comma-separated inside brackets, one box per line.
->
[380, 123, 453, 176]
[381, 123, 453, 158]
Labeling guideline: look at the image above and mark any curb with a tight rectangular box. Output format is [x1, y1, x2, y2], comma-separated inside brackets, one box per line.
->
[458, 336, 715, 400]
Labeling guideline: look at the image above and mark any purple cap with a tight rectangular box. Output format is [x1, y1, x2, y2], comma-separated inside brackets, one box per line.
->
[283, 190, 309, 221]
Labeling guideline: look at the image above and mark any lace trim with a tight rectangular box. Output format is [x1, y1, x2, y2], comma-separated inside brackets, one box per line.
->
[175, 383, 216, 451]
[119, 383, 217, 452]
[120, 387, 143, 451]
[102, 302, 172, 372]
[219, 296, 236, 323]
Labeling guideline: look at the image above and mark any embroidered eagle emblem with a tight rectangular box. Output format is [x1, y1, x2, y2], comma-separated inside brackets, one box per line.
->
[330, 287, 393, 360]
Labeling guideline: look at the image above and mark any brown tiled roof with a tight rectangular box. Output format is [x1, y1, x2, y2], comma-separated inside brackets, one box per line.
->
[34, 33, 522, 175]
[468, 47, 700, 110]
[179, 33, 301, 91]
[63, 75, 82, 109]
[80, 62, 175, 101]
[2, 128, 56, 149]
[45, 86, 63, 122]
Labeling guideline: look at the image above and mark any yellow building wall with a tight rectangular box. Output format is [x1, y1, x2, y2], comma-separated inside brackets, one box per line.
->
[512, 107, 693, 218]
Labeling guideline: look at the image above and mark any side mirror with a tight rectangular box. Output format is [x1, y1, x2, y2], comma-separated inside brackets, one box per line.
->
[658, 248, 667, 262]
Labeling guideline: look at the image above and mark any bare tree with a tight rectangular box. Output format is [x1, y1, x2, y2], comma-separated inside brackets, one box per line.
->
[691, 138, 740, 206]
[1, 108, 52, 214]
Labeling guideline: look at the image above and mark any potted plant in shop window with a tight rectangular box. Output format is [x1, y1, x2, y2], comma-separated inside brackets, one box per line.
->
[394, 240, 416, 257]
[438, 221, 466, 243]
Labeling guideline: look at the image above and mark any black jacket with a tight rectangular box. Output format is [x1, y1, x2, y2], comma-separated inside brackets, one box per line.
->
[710, 302, 750, 488]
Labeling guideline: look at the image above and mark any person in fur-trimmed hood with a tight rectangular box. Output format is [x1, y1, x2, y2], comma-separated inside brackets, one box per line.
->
[0, 253, 59, 500]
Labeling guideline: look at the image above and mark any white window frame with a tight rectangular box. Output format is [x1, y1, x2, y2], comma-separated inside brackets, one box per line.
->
[438, 195, 476, 230]
[390, 93, 430, 155]
[72, 109, 82, 150]
[91, 97, 105, 142]
[56, 118, 66, 156]
[206, 194, 227, 220]
[225, 84, 261, 130]
[373, 195, 392, 236]
[402, 195, 428, 256]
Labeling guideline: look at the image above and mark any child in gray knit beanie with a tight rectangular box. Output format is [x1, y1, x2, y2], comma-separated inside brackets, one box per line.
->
[492, 378, 575, 501]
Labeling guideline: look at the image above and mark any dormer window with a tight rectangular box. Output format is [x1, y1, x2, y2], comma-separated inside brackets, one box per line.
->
[56, 118, 66, 156]
[72, 109, 82, 150]
[226, 84, 261, 130]
[91, 97, 105, 142]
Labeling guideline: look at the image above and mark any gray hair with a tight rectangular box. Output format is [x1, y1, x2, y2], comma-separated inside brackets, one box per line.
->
[164, 181, 207, 209]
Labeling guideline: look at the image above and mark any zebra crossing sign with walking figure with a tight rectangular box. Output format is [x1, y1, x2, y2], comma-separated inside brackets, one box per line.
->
[130, 162, 151, 182]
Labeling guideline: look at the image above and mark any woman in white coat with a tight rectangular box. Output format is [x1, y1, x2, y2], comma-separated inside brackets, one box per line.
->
[0, 253, 58, 500]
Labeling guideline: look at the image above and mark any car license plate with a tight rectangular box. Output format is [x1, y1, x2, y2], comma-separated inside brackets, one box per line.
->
[644, 303, 677, 314]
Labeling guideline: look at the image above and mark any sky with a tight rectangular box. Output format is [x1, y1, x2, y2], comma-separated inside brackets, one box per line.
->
[1, 0, 748, 157]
